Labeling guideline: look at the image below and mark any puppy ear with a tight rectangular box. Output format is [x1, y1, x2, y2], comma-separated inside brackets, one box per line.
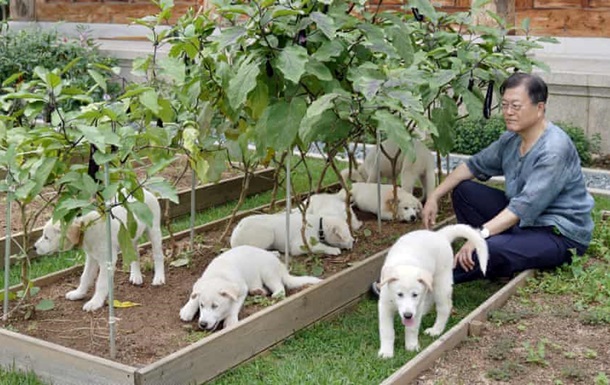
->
[417, 271, 434, 292]
[379, 266, 398, 287]
[65, 223, 82, 248]
[219, 284, 240, 302]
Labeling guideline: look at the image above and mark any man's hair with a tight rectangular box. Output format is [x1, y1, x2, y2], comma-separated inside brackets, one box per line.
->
[499, 72, 548, 104]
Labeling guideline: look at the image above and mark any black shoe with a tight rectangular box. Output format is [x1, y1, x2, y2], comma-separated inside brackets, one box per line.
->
[370, 281, 380, 298]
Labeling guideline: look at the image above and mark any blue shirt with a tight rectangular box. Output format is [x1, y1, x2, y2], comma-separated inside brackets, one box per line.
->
[466, 122, 594, 246]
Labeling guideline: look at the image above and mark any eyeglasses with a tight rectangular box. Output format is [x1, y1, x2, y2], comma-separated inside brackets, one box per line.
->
[501, 102, 526, 112]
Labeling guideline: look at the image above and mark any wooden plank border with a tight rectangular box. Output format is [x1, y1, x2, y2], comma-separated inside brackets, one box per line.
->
[380, 269, 536, 385]
[0, 167, 275, 269]
[0, 328, 136, 385]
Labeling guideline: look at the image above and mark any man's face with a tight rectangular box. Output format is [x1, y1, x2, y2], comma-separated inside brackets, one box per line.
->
[501, 84, 545, 134]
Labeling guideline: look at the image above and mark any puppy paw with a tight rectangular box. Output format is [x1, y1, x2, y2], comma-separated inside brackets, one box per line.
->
[249, 288, 268, 296]
[129, 272, 144, 286]
[65, 290, 87, 301]
[378, 349, 394, 359]
[152, 274, 165, 286]
[179, 306, 195, 322]
[326, 247, 341, 256]
[405, 341, 421, 352]
[82, 298, 104, 312]
[424, 326, 444, 337]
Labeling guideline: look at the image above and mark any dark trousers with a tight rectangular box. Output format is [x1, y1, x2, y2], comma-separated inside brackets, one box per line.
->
[451, 181, 587, 284]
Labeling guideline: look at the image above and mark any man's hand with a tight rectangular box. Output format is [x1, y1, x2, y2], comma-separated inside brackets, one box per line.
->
[455, 241, 476, 271]
[421, 198, 438, 229]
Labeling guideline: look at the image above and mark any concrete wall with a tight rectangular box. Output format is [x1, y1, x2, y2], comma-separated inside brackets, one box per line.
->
[531, 37, 610, 153]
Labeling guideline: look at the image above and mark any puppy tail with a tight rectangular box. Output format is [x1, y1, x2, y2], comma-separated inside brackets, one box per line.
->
[282, 273, 323, 290]
[437, 224, 489, 275]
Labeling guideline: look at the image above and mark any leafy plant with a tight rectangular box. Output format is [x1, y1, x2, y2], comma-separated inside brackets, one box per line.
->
[556, 121, 601, 167]
[452, 115, 506, 155]
[523, 339, 549, 366]
[0, 27, 121, 110]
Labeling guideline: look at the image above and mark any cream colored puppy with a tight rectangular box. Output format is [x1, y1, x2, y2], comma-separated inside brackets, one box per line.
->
[34, 189, 165, 312]
[180, 245, 322, 330]
[305, 192, 362, 230]
[339, 182, 422, 222]
[340, 139, 435, 201]
[377, 224, 489, 358]
[230, 211, 354, 256]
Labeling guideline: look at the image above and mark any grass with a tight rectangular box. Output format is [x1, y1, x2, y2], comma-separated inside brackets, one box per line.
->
[2, 171, 610, 384]
[210, 280, 504, 385]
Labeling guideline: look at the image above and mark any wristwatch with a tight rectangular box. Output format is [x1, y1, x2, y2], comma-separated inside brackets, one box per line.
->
[479, 226, 490, 239]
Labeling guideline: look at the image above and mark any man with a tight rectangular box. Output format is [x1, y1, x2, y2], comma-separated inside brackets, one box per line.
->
[421, 72, 594, 283]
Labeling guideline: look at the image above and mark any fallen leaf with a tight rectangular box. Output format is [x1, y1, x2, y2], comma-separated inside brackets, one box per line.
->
[113, 300, 141, 308]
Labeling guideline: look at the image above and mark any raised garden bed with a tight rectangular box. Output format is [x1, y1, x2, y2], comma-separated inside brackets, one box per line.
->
[0, 185, 455, 385]
[0, 164, 275, 268]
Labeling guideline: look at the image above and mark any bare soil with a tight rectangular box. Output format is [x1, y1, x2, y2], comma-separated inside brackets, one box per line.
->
[415, 288, 610, 385]
[0, 197, 454, 367]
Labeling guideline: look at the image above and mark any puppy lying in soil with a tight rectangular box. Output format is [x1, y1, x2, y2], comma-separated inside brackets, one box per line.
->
[179, 245, 322, 330]
[34, 189, 165, 312]
[230, 211, 354, 256]
[338, 182, 422, 222]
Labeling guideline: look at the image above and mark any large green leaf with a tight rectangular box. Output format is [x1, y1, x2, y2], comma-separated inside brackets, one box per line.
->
[139, 89, 160, 115]
[127, 200, 154, 229]
[257, 98, 307, 151]
[310, 12, 336, 39]
[298, 93, 340, 143]
[387, 27, 414, 66]
[228, 57, 261, 110]
[276, 45, 309, 84]
[212, 26, 247, 52]
[375, 111, 414, 156]
[118, 223, 138, 269]
[158, 56, 186, 85]
[430, 95, 458, 155]
[144, 177, 179, 204]
[35, 299, 55, 311]
[305, 60, 333, 81]
[313, 40, 345, 62]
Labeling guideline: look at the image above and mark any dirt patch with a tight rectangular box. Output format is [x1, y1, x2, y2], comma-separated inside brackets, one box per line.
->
[0, 197, 454, 368]
[0, 156, 244, 236]
[415, 288, 610, 384]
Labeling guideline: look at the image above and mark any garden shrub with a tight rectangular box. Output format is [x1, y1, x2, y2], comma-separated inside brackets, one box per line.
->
[0, 27, 120, 107]
[452, 115, 506, 155]
[556, 121, 601, 167]
[452, 116, 599, 167]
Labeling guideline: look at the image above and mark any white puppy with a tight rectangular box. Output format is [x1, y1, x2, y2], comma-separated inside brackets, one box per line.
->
[180, 245, 322, 330]
[305, 192, 362, 230]
[339, 182, 422, 222]
[34, 189, 165, 312]
[230, 211, 354, 256]
[340, 139, 435, 201]
[377, 224, 489, 358]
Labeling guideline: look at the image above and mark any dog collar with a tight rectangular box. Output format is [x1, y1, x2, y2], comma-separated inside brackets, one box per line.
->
[318, 217, 326, 244]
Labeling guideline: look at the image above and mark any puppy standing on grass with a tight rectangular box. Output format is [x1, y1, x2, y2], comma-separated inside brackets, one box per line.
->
[34, 189, 165, 312]
[180, 245, 322, 331]
[377, 224, 488, 358]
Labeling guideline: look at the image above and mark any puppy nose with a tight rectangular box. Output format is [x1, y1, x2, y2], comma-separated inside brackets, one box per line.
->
[402, 312, 413, 320]
[198, 322, 208, 329]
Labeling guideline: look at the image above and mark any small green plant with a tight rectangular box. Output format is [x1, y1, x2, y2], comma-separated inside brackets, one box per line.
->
[488, 308, 533, 325]
[487, 338, 515, 360]
[595, 372, 609, 385]
[183, 329, 211, 344]
[523, 339, 549, 366]
[561, 365, 586, 382]
[584, 348, 598, 359]
[244, 295, 281, 307]
[486, 360, 525, 381]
